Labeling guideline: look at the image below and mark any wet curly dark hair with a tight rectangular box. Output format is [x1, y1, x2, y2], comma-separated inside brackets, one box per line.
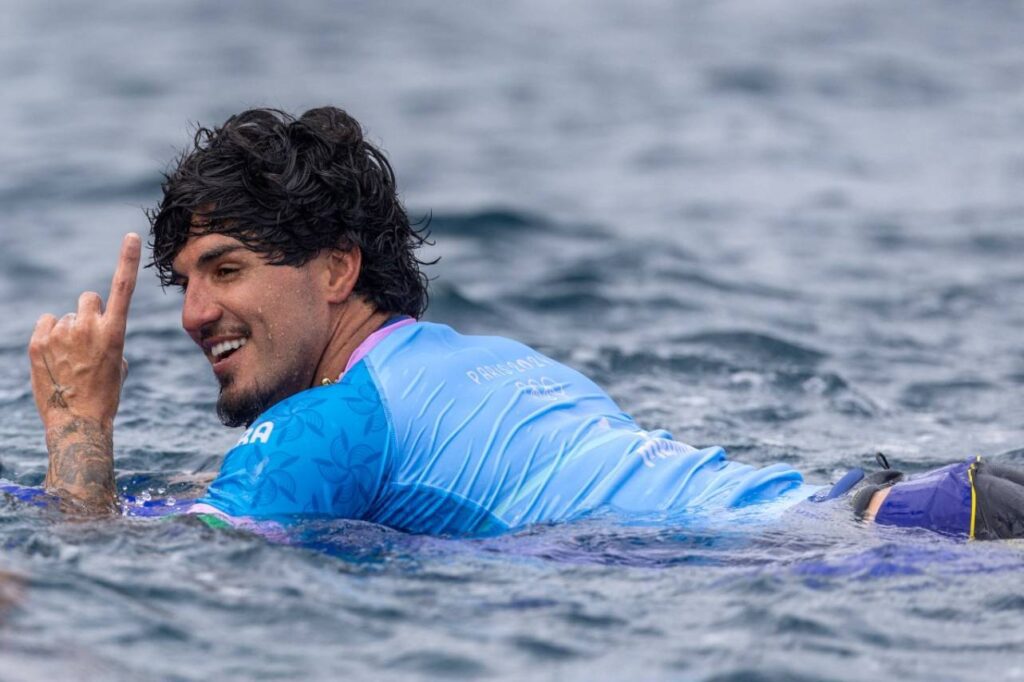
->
[147, 107, 431, 317]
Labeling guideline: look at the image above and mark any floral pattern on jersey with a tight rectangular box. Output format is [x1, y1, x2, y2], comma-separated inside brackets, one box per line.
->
[272, 397, 328, 443]
[252, 453, 300, 507]
[201, 366, 389, 521]
[340, 381, 387, 436]
[312, 428, 383, 513]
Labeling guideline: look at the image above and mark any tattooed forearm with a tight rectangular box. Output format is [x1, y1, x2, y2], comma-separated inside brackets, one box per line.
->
[43, 416, 117, 514]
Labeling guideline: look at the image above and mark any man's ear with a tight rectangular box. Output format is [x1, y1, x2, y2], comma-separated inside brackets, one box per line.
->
[322, 247, 362, 304]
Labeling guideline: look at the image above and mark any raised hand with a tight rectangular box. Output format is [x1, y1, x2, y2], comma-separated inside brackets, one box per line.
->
[28, 233, 141, 512]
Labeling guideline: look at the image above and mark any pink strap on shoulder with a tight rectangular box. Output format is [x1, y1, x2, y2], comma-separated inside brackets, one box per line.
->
[343, 317, 416, 376]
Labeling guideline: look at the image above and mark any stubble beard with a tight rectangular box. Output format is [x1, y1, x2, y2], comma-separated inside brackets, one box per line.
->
[216, 372, 275, 428]
[215, 361, 311, 428]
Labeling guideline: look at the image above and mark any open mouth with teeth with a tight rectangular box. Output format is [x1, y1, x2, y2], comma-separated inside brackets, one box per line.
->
[210, 337, 248, 363]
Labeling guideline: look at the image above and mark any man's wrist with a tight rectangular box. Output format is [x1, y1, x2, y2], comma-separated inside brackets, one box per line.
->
[43, 408, 115, 436]
[42, 413, 117, 514]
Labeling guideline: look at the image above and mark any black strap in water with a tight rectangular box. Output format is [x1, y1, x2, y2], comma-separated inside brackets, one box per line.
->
[809, 452, 904, 506]
[852, 484, 885, 517]
[853, 454, 904, 518]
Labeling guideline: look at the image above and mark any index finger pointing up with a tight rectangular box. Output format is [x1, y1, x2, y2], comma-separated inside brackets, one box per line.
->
[105, 232, 142, 326]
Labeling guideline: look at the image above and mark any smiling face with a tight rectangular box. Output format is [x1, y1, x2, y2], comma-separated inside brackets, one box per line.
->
[171, 233, 334, 426]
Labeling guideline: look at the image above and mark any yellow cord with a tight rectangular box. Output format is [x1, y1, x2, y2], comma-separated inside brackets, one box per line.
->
[968, 455, 980, 540]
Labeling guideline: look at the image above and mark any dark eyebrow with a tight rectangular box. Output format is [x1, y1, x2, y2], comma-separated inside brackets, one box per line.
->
[197, 244, 247, 268]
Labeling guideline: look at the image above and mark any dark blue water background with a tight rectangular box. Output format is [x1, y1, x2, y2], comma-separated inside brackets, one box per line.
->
[2, 1, 1024, 679]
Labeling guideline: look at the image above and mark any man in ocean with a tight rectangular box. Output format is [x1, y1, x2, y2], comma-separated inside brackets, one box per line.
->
[26, 107, 1024, 539]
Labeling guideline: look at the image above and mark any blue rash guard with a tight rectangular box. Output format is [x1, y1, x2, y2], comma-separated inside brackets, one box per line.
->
[192, 321, 817, 535]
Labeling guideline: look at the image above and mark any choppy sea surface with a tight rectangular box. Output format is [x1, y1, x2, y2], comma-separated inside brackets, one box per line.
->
[2, 1, 1024, 679]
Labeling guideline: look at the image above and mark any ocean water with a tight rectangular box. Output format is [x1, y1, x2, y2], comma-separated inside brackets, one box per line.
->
[2, 0, 1024, 679]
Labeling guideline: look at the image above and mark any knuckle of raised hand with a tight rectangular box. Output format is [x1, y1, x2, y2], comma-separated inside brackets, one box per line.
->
[28, 335, 46, 355]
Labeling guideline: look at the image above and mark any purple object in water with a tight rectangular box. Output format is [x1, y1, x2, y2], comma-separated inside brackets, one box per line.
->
[873, 459, 972, 536]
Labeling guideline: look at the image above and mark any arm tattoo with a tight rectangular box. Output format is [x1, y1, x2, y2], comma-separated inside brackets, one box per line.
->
[44, 417, 116, 514]
[41, 356, 69, 409]
[47, 389, 69, 410]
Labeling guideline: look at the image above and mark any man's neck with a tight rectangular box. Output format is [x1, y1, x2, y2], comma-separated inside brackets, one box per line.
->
[312, 301, 394, 386]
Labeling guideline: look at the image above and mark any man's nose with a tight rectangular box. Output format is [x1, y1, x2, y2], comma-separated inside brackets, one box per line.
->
[181, 282, 222, 337]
